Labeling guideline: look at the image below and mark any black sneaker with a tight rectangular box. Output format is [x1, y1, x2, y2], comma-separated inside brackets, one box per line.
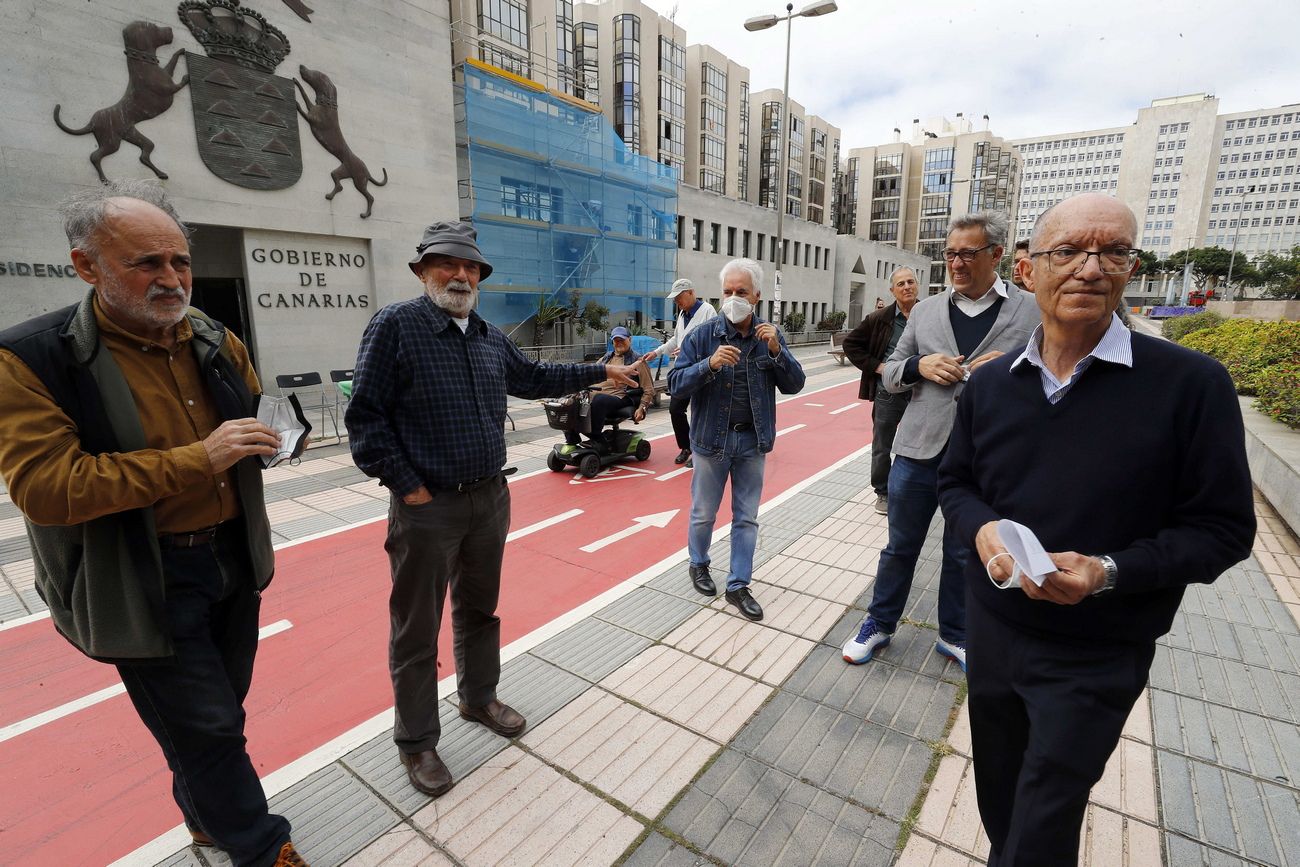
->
[675, 448, 691, 464]
[689, 564, 716, 596]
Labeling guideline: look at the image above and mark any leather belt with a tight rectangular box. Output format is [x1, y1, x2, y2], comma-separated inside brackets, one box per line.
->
[439, 467, 518, 494]
[158, 525, 221, 548]
[728, 421, 754, 432]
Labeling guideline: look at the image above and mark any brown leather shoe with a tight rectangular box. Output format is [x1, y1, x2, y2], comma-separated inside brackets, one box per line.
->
[188, 828, 214, 848]
[399, 748, 454, 796]
[273, 841, 309, 866]
[458, 698, 526, 737]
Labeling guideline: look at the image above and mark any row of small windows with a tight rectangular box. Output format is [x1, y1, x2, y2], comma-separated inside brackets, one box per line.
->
[1023, 164, 1119, 183]
[1219, 149, 1300, 164]
[1223, 131, 1294, 147]
[1225, 114, 1296, 130]
[1208, 216, 1298, 228]
[1216, 165, 1298, 181]
[1024, 150, 1121, 166]
[1214, 182, 1294, 197]
[678, 217, 832, 271]
[1023, 133, 1124, 151]
[1157, 123, 1191, 135]
[1210, 199, 1300, 213]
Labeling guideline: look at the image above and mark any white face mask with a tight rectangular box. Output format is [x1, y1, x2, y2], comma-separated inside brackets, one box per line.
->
[720, 295, 753, 324]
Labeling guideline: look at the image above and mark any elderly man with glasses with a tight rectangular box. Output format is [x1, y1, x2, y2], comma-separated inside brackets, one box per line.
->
[937, 193, 1254, 864]
[841, 212, 1039, 673]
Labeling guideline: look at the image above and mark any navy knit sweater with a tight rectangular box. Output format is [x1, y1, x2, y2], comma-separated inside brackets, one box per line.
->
[938, 332, 1256, 646]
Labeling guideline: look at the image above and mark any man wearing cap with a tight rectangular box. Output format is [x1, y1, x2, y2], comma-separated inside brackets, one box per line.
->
[346, 221, 640, 798]
[644, 278, 717, 466]
[564, 326, 655, 445]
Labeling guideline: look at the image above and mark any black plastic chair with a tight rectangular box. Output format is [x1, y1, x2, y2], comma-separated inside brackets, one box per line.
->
[275, 372, 339, 445]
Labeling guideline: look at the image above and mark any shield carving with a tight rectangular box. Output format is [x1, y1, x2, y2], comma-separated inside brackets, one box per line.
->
[186, 51, 301, 190]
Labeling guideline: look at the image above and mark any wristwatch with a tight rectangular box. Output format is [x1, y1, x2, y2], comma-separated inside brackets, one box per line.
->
[1092, 555, 1118, 595]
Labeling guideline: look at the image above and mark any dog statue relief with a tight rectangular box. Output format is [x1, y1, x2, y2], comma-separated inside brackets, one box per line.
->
[295, 65, 388, 219]
[53, 21, 189, 183]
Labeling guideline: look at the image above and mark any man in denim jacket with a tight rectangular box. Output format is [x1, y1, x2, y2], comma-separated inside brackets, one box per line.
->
[669, 258, 806, 620]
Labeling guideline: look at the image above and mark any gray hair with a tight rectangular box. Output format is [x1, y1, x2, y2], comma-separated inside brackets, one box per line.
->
[888, 266, 917, 284]
[946, 210, 1008, 248]
[719, 257, 764, 294]
[59, 180, 189, 258]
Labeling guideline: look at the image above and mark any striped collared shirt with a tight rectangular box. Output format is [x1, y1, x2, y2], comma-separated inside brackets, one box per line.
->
[1010, 312, 1132, 404]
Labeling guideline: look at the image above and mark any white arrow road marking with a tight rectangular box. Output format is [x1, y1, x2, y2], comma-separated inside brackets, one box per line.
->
[506, 509, 583, 543]
[568, 464, 658, 485]
[830, 402, 860, 415]
[775, 424, 806, 437]
[580, 509, 679, 553]
[655, 466, 693, 482]
[0, 619, 294, 745]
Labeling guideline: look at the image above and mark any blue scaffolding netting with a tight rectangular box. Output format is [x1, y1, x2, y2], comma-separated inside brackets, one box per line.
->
[458, 61, 679, 333]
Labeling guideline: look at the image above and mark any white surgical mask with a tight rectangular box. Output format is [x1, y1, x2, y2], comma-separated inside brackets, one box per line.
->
[720, 296, 753, 324]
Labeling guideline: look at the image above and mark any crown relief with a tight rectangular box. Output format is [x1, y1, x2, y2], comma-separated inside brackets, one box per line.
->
[178, 0, 291, 73]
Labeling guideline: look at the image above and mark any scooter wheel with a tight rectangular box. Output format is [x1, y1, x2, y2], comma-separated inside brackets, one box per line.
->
[578, 454, 601, 478]
[547, 451, 566, 472]
[635, 439, 651, 461]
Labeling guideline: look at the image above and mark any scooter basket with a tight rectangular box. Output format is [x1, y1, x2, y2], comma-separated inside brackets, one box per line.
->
[543, 392, 592, 434]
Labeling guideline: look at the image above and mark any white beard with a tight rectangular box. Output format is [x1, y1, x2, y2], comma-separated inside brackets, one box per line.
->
[427, 277, 477, 317]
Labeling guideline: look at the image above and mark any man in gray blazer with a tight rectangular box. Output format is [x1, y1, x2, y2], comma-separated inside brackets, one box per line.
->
[842, 211, 1040, 673]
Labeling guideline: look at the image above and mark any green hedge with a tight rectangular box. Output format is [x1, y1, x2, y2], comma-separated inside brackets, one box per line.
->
[1161, 310, 1224, 342]
[1177, 319, 1300, 428]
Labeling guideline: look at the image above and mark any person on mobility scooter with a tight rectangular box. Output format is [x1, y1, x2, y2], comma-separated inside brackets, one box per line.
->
[546, 327, 656, 477]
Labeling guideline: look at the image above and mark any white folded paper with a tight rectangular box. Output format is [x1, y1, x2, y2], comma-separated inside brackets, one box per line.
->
[988, 519, 1057, 590]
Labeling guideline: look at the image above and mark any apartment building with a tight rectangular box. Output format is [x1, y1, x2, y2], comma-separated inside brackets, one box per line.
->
[1011, 126, 1127, 244]
[748, 89, 840, 228]
[684, 44, 751, 202]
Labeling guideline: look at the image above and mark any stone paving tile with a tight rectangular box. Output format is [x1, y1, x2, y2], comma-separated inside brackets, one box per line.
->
[1149, 645, 1300, 723]
[411, 747, 643, 867]
[621, 831, 712, 867]
[1163, 833, 1254, 867]
[267, 764, 401, 867]
[600, 645, 771, 742]
[820, 609, 953, 680]
[341, 707, 509, 817]
[1091, 736, 1159, 823]
[1156, 750, 1300, 866]
[1152, 691, 1300, 785]
[594, 585, 703, 640]
[664, 607, 816, 685]
[341, 824, 455, 866]
[915, 754, 989, 860]
[0, 536, 34, 565]
[665, 748, 898, 867]
[730, 690, 933, 821]
[264, 498, 329, 525]
[264, 474, 340, 499]
[521, 688, 716, 818]
[529, 617, 653, 683]
[694, 585, 845, 640]
[1079, 805, 1163, 867]
[781, 644, 959, 742]
[780, 534, 879, 575]
[156, 851, 205, 867]
[296, 487, 374, 513]
[753, 553, 871, 606]
[895, 835, 981, 867]
[459, 654, 591, 731]
[275, 512, 350, 539]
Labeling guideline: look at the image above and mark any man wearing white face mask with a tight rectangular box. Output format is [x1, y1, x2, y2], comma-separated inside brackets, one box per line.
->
[668, 258, 806, 621]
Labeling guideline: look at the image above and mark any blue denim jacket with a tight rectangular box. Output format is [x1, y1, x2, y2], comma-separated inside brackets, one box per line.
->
[668, 314, 806, 456]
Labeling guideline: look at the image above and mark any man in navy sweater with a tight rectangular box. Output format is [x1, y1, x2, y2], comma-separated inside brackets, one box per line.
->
[938, 193, 1255, 865]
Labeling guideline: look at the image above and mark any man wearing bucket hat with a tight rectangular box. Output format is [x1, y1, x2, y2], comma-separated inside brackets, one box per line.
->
[346, 221, 639, 798]
[643, 278, 716, 466]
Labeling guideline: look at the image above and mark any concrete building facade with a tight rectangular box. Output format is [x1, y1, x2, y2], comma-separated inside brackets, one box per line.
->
[684, 44, 750, 203]
[1, 0, 459, 394]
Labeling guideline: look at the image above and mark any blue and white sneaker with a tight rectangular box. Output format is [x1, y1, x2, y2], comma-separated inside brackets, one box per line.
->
[842, 617, 892, 664]
[935, 638, 966, 673]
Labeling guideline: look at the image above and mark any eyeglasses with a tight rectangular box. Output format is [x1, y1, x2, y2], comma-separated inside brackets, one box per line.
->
[941, 244, 995, 263]
[1029, 247, 1141, 275]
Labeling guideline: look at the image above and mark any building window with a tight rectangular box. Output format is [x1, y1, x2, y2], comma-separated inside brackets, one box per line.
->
[480, 0, 529, 50]
[691, 218, 702, 251]
[710, 222, 721, 254]
[555, 0, 575, 94]
[479, 44, 530, 77]
[737, 81, 751, 201]
[574, 21, 598, 101]
[613, 14, 641, 152]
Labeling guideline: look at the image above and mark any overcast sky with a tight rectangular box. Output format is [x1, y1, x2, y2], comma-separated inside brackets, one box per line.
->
[644, 0, 1300, 148]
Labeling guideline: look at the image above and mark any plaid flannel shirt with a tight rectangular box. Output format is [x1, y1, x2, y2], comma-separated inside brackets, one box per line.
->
[346, 294, 605, 494]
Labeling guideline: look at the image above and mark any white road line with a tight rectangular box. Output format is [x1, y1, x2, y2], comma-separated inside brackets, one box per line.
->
[505, 509, 583, 543]
[579, 509, 678, 553]
[0, 620, 293, 746]
[829, 402, 860, 415]
[804, 402, 825, 407]
[655, 466, 693, 482]
[775, 424, 806, 437]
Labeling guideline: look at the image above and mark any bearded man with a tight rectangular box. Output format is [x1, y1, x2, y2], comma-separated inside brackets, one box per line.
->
[345, 221, 638, 798]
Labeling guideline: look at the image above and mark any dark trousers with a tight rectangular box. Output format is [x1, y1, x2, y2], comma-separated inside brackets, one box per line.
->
[385, 476, 511, 753]
[869, 389, 910, 495]
[117, 533, 290, 867]
[565, 392, 639, 444]
[669, 391, 691, 451]
[967, 596, 1154, 866]
[869, 455, 968, 643]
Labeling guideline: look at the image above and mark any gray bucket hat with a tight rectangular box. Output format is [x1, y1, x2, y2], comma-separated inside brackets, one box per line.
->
[408, 220, 494, 279]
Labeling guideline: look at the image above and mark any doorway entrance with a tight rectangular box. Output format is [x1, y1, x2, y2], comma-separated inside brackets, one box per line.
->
[188, 225, 255, 368]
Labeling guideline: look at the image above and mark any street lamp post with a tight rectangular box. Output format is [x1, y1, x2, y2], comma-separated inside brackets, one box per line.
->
[1226, 184, 1256, 301]
[744, 1, 837, 324]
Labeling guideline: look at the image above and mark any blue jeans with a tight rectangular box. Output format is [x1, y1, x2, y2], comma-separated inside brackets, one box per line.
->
[869, 454, 967, 644]
[689, 429, 766, 591]
[117, 532, 291, 867]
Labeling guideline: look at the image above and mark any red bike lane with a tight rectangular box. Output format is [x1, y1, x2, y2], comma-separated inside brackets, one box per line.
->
[0, 381, 871, 865]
